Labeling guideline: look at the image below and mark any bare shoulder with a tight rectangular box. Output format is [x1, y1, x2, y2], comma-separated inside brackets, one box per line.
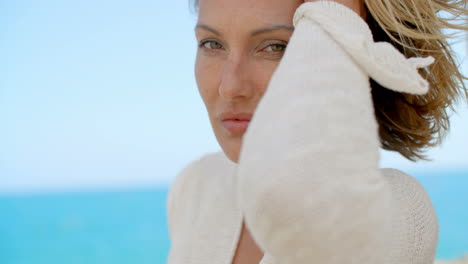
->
[380, 168, 439, 263]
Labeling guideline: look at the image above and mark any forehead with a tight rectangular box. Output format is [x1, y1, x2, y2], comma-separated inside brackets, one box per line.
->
[197, 0, 302, 29]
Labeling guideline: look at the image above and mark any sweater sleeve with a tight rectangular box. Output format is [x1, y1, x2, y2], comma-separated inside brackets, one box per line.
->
[235, 1, 436, 263]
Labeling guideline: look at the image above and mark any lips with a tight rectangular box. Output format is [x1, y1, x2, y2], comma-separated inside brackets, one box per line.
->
[219, 112, 253, 121]
[221, 119, 250, 134]
[218, 111, 253, 134]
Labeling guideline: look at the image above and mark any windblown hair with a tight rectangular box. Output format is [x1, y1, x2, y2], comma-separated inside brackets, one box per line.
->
[190, 0, 468, 161]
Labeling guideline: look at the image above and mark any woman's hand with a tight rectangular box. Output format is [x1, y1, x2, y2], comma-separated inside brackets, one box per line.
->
[303, 0, 364, 17]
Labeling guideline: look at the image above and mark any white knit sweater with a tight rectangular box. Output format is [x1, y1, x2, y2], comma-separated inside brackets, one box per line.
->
[166, 1, 439, 263]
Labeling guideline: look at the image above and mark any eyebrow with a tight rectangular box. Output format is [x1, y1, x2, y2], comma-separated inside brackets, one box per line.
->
[194, 24, 294, 37]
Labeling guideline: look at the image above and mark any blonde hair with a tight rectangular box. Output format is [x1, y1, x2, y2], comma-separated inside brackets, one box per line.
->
[364, 0, 467, 161]
[190, 0, 468, 161]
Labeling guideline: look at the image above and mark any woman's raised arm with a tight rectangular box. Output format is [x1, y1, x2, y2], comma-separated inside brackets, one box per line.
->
[235, 1, 435, 263]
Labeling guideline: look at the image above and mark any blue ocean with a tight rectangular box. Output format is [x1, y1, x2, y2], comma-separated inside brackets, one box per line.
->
[0, 170, 467, 264]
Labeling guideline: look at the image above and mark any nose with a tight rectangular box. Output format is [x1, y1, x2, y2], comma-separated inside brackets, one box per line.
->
[218, 57, 254, 101]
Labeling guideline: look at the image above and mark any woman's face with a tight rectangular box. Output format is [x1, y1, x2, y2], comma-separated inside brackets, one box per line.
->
[194, 0, 363, 163]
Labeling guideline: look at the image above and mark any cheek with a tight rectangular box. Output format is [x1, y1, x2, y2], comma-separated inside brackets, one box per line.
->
[195, 53, 282, 106]
[252, 60, 281, 95]
[194, 54, 222, 108]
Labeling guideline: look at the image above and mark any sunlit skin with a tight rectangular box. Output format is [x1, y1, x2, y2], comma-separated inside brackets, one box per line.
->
[194, 0, 365, 262]
[195, 0, 365, 167]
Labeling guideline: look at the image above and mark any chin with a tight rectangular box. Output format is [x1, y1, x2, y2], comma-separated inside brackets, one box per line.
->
[212, 123, 243, 164]
[225, 154, 238, 164]
[223, 145, 240, 164]
[220, 138, 242, 164]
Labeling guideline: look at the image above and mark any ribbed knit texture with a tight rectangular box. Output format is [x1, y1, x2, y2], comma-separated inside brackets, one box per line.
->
[166, 1, 439, 263]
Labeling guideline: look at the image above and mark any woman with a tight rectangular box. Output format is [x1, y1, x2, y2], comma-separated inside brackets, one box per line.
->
[167, 0, 467, 263]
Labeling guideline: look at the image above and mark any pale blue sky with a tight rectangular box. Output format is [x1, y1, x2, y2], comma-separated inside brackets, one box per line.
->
[1, 0, 467, 193]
